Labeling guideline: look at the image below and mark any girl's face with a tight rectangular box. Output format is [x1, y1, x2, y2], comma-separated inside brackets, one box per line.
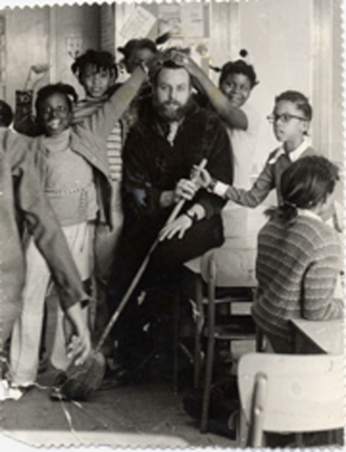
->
[220, 73, 252, 108]
[80, 64, 114, 98]
[39, 93, 72, 136]
[272, 100, 309, 148]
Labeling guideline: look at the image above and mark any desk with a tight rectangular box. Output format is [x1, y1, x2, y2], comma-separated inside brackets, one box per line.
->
[291, 319, 343, 355]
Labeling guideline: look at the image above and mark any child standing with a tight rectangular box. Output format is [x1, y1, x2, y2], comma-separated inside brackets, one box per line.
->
[193, 91, 314, 204]
[10, 63, 148, 386]
[175, 50, 261, 188]
[71, 49, 152, 340]
[71, 51, 124, 310]
[252, 155, 343, 353]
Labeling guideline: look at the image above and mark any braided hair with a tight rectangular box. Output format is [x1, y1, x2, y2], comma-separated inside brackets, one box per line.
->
[210, 50, 259, 89]
[71, 49, 118, 82]
[35, 83, 78, 117]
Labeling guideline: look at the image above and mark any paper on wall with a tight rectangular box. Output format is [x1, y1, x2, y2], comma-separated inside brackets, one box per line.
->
[119, 6, 156, 41]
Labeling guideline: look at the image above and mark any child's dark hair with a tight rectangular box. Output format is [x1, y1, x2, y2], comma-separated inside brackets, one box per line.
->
[275, 90, 313, 121]
[71, 49, 118, 82]
[0, 100, 13, 127]
[266, 155, 339, 223]
[118, 39, 158, 62]
[35, 83, 78, 116]
[211, 50, 259, 89]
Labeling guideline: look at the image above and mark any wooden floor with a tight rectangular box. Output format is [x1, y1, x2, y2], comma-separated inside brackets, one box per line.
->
[1, 369, 236, 448]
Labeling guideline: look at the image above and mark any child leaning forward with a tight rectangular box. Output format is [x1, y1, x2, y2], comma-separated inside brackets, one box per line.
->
[10, 64, 148, 387]
[0, 101, 90, 379]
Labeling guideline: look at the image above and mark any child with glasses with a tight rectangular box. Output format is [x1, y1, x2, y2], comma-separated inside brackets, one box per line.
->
[193, 90, 315, 207]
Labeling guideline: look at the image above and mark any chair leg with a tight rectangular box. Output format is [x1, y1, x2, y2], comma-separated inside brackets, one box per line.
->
[200, 333, 215, 433]
[256, 327, 265, 352]
[173, 297, 180, 394]
[194, 275, 203, 389]
[238, 409, 248, 448]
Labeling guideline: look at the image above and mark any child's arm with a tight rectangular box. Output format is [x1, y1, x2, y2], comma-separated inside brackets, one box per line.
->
[10, 134, 91, 360]
[302, 241, 343, 320]
[81, 65, 148, 139]
[193, 159, 275, 208]
[174, 52, 248, 130]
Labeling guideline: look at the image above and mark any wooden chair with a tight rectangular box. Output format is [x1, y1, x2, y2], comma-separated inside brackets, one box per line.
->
[238, 353, 344, 447]
[199, 250, 260, 433]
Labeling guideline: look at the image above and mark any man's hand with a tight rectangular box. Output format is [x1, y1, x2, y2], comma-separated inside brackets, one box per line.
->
[191, 165, 212, 189]
[159, 214, 193, 241]
[174, 178, 199, 202]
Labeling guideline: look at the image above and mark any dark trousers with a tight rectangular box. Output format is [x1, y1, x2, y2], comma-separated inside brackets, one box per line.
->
[106, 214, 224, 365]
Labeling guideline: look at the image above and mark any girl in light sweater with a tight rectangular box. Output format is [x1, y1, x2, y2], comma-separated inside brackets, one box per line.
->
[10, 64, 148, 386]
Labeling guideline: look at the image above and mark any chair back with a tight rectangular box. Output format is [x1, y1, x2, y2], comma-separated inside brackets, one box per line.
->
[238, 353, 344, 445]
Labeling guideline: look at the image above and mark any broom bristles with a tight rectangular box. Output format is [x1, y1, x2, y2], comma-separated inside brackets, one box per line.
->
[52, 351, 106, 401]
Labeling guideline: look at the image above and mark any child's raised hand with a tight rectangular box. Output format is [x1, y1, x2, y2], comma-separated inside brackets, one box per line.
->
[25, 64, 49, 90]
[66, 331, 91, 366]
[191, 165, 212, 189]
[31, 64, 50, 74]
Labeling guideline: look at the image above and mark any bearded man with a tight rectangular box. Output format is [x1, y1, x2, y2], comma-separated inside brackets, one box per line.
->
[106, 50, 233, 379]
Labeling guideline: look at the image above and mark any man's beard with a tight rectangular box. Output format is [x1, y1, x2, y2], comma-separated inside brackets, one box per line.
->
[153, 96, 192, 122]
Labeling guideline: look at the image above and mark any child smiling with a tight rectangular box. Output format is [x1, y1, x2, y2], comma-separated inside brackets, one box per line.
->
[10, 63, 149, 387]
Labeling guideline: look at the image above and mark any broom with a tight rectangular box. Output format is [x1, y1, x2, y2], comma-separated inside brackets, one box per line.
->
[51, 158, 207, 401]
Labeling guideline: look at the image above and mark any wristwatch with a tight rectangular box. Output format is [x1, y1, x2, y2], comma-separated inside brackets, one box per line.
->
[208, 178, 217, 193]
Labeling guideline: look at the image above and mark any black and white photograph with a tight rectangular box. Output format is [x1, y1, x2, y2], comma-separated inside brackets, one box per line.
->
[0, 0, 344, 449]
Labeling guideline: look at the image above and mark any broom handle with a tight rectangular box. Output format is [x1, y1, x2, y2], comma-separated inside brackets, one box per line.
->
[95, 158, 207, 352]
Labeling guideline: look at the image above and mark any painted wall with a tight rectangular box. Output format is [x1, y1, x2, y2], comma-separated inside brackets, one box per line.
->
[53, 4, 100, 98]
[2, 4, 100, 108]
[238, 0, 313, 170]
[5, 6, 50, 108]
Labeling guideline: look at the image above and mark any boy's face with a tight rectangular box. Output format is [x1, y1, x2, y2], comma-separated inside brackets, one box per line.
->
[38, 93, 72, 136]
[220, 73, 252, 108]
[80, 64, 114, 98]
[272, 100, 309, 145]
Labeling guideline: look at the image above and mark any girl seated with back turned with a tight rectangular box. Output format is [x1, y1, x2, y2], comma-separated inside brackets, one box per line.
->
[252, 155, 343, 353]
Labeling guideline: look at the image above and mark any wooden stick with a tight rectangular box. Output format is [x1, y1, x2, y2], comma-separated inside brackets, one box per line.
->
[95, 158, 207, 352]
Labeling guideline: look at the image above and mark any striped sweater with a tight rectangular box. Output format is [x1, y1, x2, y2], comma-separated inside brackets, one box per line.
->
[252, 211, 343, 349]
[73, 97, 123, 182]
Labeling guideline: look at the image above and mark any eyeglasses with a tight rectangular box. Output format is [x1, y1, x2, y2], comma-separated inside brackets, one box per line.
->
[267, 113, 307, 124]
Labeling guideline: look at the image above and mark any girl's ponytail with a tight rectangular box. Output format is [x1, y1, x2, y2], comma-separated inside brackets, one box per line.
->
[265, 202, 298, 223]
[267, 155, 339, 224]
